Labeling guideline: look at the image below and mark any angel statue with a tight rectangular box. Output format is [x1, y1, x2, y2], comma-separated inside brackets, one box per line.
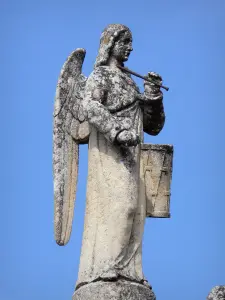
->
[53, 24, 173, 300]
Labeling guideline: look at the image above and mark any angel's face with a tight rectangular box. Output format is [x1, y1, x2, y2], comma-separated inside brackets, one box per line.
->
[111, 31, 133, 63]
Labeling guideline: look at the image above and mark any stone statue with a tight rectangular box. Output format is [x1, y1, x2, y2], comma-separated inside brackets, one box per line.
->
[53, 24, 173, 300]
[207, 286, 225, 300]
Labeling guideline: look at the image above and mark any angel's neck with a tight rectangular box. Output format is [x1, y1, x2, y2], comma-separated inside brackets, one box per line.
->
[107, 56, 123, 68]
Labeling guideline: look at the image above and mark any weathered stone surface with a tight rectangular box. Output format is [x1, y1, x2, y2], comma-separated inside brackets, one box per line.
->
[207, 286, 225, 300]
[53, 23, 172, 299]
[141, 144, 173, 218]
[53, 48, 90, 246]
[73, 280, 156, 300]
[76, 24, 165, 287]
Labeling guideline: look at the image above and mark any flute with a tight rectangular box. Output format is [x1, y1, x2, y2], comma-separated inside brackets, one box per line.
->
[117, 65, 169, 91]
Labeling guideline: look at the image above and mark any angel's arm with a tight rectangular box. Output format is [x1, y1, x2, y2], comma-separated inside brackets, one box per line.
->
[139, 73, 165, 136]
[83, 68, 128, 143]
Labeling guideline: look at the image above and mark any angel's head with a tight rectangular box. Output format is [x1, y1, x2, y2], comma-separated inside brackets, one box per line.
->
[94, 24, 133, 68]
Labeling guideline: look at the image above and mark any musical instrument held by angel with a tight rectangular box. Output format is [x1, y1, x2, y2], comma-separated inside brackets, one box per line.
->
[141, 144, 173, 218]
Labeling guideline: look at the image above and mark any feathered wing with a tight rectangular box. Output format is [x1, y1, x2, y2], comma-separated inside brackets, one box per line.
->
[53, 48, 89, 246]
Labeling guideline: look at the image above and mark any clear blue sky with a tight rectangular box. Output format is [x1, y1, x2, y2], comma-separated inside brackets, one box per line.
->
[1, 0, 225, 299]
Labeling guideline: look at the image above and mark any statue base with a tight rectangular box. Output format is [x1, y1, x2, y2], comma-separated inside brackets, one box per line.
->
[72, 280, 156, 300]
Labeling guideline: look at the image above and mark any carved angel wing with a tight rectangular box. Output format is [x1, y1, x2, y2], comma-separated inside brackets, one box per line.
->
[53, 48, 89, 246]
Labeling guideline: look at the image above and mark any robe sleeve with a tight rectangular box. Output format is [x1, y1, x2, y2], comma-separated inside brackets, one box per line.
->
[141, 99, 165, 136]
[83, 67, 128, 143]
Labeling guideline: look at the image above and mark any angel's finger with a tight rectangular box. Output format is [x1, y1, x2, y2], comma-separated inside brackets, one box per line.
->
[148, 72, 162, 80]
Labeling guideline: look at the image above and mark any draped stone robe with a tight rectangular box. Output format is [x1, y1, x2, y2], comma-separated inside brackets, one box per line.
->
[76, 66, 165, 287]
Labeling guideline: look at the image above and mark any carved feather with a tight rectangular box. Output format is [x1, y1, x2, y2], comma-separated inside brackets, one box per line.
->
[53, 48, 89, 246]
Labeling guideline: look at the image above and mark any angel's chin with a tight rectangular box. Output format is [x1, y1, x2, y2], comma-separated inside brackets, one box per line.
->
[123, 56, 129, 62]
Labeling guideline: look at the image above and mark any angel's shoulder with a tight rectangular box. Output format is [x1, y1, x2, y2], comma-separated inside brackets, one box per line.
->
[87, 66, 111, 89]
[90, 66, 111, 78]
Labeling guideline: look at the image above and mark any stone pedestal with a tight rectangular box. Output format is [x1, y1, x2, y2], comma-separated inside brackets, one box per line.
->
[72, 280, 156, 300]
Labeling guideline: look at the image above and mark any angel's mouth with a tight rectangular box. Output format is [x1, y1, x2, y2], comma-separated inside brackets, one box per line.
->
[124, 51, 131, 58]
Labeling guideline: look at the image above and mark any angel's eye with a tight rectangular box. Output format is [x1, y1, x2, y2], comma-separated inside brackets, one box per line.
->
[123, 38, 131, 44]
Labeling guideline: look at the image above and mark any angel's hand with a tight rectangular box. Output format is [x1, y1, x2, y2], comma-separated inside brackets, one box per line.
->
[144, 72, 163, 102]
[116, 130, 140, 147]
[147, 72, 162, 83]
